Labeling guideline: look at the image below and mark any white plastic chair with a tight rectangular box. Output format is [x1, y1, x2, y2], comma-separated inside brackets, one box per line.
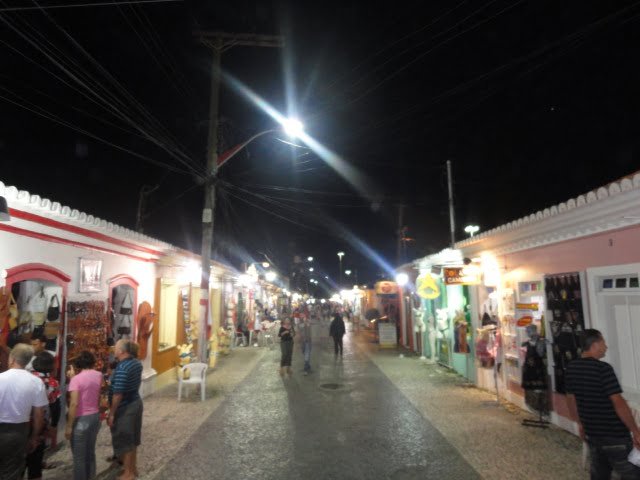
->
[178, 362, 208, 402]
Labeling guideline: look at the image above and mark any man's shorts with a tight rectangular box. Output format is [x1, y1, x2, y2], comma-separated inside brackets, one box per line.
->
[111, 398, 143, 457]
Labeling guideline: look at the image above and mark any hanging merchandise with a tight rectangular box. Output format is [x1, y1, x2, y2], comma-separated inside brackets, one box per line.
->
[47, 295, 60, 321]
[117, 315, 131, 335]
[453, 310, 470, 353]
[136, 301, 155, 360]
[66, 301, 110, 371]
[31, 287, 47, 327]
[545, 273, 585, 393]
[521, 323, 550, 428]
[119, 291, 133, 315]
[8, 293, 19, 331]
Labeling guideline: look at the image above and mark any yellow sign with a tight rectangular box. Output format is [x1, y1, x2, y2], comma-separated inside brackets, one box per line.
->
[443, 267, 481, 286]
[416, 274, 440, 299]
[516, 303, 539, 311]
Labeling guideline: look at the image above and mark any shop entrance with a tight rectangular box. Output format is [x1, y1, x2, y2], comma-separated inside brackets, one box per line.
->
[3, 263, 70, 375]
[109, 275, 138, 343]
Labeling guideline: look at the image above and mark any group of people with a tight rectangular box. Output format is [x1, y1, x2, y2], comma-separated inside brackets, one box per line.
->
[0, 336, 144, 480]
[277, 313, 347, 377]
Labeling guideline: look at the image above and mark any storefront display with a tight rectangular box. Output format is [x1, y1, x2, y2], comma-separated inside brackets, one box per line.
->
[545, 273, 585, 393]
[111, 285, 135, 342]
[66, 300, 110, 372]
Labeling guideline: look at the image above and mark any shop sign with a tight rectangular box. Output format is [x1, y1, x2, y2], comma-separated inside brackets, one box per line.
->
[379, 323, 397, 347]
[416, 273, 440, 299]
[443, 267, 480, 286]
[375, 281, 398, 295]
[515, 303, 539, 311]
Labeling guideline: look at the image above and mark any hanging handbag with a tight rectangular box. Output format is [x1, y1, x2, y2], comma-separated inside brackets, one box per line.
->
[8, 293, 19, 330]
[117, 315, 131, 335]
[47, 295, 60, 322]
[120, 291, 133, 315]
[44, 321, 60, 340]
[31, 289, 47, 326]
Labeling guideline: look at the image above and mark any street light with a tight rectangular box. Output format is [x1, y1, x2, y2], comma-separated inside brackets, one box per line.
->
[395, 273, 409, 286]
[345, 269, 352, 276]
[309, 267, 314, 272]
[337, 251, 345, 287]
[307, 256, 314, 262]
[197, 118, 304, 362]
[464, 225, 480, 237]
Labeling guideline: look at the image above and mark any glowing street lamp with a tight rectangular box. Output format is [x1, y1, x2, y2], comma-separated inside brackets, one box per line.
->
[345, 269, 352, 276]
[337, 251, 345, 286]
[282, 117, 304, 138]
[464, 225, 480, 237]
[309, 267, 314, 272]
[395, 272, 409, 286]
[307, 256, 314, 262]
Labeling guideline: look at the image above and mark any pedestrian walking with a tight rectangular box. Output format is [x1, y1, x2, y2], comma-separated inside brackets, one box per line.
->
[299, 317, 312, 375]
[25, 350, 61, 480]
[66, 350, 103, 480]
[0, 344, 49, 480]
[278, 318, 294, 377]
[108, 339, 143, 480]
[565, 329, 640, 479]
[330, 313, 346, 357]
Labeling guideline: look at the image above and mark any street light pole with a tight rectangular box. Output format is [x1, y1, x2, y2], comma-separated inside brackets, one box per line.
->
[196, 31, 283, 363]
[337, 251, 345, 288]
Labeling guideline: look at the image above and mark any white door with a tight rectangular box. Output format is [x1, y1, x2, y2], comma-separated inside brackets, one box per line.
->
[603, 295, 640, 395]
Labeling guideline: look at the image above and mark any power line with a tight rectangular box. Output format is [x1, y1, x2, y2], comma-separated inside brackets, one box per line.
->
[0, 0, 182, 12]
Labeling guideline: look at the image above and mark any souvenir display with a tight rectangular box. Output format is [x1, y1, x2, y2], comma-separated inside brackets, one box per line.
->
[66, 300, 110, 372]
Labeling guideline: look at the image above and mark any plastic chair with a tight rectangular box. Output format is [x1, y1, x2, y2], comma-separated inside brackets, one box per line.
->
[178, 362, 208, 402]
[234, 329, 247, 347]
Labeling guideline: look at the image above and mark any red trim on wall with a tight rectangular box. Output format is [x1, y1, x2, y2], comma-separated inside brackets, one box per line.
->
[0, 224, 155, 263]
[9, 208, 163, 257]
[6, 263, 72, 284]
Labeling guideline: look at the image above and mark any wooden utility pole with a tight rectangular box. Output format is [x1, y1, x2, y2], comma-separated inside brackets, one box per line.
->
[196, 31, 283, 362]
[447, 160, 455, 249]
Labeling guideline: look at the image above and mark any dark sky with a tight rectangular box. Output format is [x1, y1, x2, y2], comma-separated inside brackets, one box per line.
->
[1, 0, 640, 292]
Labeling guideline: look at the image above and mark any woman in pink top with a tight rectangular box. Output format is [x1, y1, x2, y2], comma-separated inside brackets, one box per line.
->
[66, 351, 102, 480]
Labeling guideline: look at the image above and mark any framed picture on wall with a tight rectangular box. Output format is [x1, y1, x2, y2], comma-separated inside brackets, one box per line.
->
[79, 258, 103, 292]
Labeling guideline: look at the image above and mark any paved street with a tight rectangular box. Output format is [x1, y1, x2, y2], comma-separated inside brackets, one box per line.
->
[44, 323, 586, 480]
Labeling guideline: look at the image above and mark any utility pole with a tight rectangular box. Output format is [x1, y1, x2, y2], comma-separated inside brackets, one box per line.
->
[446, 160, 455, 249]
[135, 184, 159, 233]
[196, 31, 283, 362]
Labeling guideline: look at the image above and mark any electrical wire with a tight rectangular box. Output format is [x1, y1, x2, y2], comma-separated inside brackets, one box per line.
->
[0, 3, 205, 177]
[0, 0, 182, 12]
[0, 85, 192, 174]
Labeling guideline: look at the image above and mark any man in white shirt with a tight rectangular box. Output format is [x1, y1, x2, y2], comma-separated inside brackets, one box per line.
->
[25, 334, 56, 372]
[0, 343, 49, 480]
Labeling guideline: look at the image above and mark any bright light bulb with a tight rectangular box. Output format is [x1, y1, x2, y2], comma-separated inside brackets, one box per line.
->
[282, 118, 304, 138]
[265, 271, 277, 282]
[395, 273, 409, 286]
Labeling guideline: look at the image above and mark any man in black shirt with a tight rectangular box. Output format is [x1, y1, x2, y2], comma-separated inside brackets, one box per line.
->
[566, 329, 640, 479]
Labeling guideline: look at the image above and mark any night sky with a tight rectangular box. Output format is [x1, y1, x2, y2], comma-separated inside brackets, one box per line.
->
[2, 0, 640, 291]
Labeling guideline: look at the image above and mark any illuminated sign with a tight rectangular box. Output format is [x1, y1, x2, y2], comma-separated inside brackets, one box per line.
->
[375, 281, 398, 295]
[416, 274, 440, 299]
[443, 267, 481, 286]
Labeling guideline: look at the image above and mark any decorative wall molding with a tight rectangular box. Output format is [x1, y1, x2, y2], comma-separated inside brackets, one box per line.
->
[454, 172, 640, 257]
[1, 179, 175, 258]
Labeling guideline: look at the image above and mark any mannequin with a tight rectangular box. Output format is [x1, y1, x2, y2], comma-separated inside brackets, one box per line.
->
[522, 324, 549, 426]
[412, 306, 426, 359]
[427, 315, 437, 362]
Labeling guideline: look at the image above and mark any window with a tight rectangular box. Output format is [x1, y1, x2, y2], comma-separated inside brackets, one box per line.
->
[158, 280, 178, 350]
[601, 275, 640, 291]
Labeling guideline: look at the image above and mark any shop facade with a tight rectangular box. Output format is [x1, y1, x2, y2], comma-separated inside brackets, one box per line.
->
[0, 180, 249, 395]
[449, 172, 640, 433]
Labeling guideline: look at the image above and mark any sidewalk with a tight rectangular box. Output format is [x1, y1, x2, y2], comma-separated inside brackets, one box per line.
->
[44, 346, 267, 480]
[355, 329, 586, 480]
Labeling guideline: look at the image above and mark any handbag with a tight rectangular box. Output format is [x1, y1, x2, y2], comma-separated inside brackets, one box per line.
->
[47, 295, 60, 322]
[8, 293, 18, 330]
[120, 291, 133, 315]
[117, 315, 131, 335]
[31, 289, 47, 326]
[44, 321, 60, 339]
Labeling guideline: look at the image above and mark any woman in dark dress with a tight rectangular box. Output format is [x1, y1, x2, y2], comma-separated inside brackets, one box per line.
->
[278, 318, 295, 377]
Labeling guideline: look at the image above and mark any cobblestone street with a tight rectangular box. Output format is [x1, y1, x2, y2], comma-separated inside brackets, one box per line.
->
[43, 325, 586, 480]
